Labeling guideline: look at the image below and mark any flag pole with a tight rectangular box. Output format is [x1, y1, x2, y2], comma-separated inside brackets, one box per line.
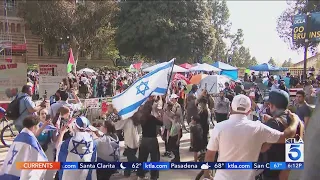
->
[162, 58, 176, 109]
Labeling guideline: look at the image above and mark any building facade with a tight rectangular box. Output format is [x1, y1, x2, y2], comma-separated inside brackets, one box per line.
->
[0, 0, 113, 67]
[292, 53, 320, 69]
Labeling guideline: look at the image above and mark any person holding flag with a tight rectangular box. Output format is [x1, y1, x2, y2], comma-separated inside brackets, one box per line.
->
[0, 115, 48, 179]
[112, 59, 175, 120]
[36, 108, 57, 180]
[112, 59, 175, 180]
[56, 116, 97, 180]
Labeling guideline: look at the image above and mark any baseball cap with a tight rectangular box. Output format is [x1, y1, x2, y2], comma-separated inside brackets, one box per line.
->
[170, 94, 179, 99]
[231, 94, 251, 113]
[267, 89, 289, 109]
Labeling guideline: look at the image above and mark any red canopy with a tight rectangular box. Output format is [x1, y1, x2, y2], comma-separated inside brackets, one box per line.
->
[179, 63, 192, 69]
[173, 73, 190, 84]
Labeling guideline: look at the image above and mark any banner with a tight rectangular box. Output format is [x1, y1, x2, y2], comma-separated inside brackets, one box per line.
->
[0, 63, 27, 100]
[292, 12, 320, 42]
[38, 63, 67, 76]
[84, 98, 100, 108]
[38, 63, 67, 98]
[196, 75, 230, 94]
[38, 76, 65, 98]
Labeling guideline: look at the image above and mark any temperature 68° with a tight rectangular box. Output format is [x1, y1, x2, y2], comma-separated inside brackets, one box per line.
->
[214, 163, 224, 169]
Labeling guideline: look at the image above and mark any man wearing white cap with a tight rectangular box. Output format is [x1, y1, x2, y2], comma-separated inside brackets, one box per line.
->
[203, 94, 301, 180]
[170, 94, 183, 124]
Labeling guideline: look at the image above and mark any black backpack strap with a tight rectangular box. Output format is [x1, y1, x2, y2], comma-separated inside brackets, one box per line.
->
[18, 96, 28, 115]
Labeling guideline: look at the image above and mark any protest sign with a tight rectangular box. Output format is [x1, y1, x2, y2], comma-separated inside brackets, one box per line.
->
[0, 63, 27, 100]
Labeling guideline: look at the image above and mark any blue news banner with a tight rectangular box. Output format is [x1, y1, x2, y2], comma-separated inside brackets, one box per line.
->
[60, 162, 304, 170]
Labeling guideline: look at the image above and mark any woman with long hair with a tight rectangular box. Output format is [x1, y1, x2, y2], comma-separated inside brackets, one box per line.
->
[197, 97, 210, 150]
[93, 121, 119, 180]
[105, 104, 123, 141]
[137, 103, 163, 180]
[114, 107, 141, 177]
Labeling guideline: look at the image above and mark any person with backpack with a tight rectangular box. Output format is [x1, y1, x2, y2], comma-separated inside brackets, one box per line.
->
[261, 90, 305, 180]
[203, 94, 302, 180]
[8, 85, 46, 132]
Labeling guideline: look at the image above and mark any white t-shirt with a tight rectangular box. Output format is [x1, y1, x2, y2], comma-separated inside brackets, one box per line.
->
[207, 114, 283, 180]
[49, 101, 82, 118]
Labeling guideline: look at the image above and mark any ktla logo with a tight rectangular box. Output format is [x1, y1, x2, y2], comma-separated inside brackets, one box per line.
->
[285, 138, 304, 162]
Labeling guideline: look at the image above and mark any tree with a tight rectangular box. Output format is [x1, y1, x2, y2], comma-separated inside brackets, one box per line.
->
[282, 60, 288, 67]
[268, 57, 276, 66]
[17, 1, 119, 70]
[210, 0, 231, 62]
[277, 1, 320, 52]
[228, 46, 257, 67]
[226, 29, 244, 60]
[250, 57, 258, 66]
[99, 40, 120, 66]
[115, 1, 216, 63]
[287, 58, 293, 66]
[202, 56, 214, 64]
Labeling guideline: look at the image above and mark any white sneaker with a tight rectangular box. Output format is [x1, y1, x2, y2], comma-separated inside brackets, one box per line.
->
[137, 177, 149, 180]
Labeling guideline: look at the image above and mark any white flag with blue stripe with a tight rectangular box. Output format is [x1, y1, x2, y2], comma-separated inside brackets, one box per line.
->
[0, 128, 48, 180]
[57, 132, 97, 180]
[39, 122, 56, 131]
[113, 59, 175, 119]
[96, 134, 120, 162]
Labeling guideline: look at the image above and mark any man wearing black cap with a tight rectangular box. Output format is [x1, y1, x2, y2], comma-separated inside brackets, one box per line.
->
[261, 89, 304, 180]
[278, 80, 289, 94]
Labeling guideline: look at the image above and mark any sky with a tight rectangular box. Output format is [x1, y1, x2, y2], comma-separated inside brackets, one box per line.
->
[227, 1, 310, 65]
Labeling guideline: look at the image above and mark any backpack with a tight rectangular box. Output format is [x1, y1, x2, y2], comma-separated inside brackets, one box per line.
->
[275, 112, 304, 140]
[7, 96, 27, 120]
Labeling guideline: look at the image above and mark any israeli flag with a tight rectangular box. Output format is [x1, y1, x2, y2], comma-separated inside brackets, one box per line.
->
[113, 59, 175, 119]
[39, 122, 56, 131]
[57, 132, 97, 180]
[0, 128, 48, 180]
[96, 134, 120, 162]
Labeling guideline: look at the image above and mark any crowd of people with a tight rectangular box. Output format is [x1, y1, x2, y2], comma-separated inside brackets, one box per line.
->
[0, 65, 319, 180]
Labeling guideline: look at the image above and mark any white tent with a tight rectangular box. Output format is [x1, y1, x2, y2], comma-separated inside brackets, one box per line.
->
[196, 75, 230, 94]
[143, 63, 188, 73]
[188, 63, 221, 72]
[78, 68, 95, 74]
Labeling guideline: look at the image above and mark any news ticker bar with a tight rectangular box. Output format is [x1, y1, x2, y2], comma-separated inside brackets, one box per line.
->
[16, 162, 304, 170]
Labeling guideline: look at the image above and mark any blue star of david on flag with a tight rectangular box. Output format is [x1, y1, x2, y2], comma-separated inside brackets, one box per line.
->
[136, 81, 149, 95]
[70, 139, 92, 159]
[8, 145, 18, 165]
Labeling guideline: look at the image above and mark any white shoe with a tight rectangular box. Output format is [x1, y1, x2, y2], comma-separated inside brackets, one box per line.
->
[137, 177, 149, 180]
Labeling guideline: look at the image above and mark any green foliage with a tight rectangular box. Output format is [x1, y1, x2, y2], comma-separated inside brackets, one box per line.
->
[115, 1, 216, 63]
[282, 58, 293, 67]
[229, 46, 257, 67]
[209, 1, 256, 67]
[211, 0, 230, 62]
[268, 57, 276, 66]
[277, 0, 320, 52]
[17, 0, 119, 65]
[99, 40, 120, 66]
[202, 56, 214, 64]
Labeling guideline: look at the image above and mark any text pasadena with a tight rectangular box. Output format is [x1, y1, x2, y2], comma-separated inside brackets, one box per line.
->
[170, 163, 198, 169]
[79, 163, 116, 169]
